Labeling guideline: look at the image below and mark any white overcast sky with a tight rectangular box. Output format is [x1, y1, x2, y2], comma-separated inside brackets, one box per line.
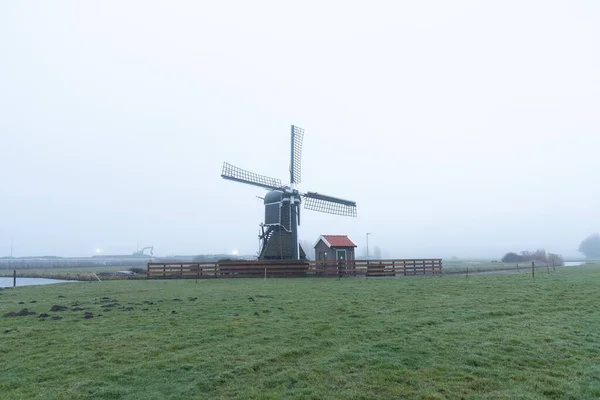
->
[1, 1, 599, 258]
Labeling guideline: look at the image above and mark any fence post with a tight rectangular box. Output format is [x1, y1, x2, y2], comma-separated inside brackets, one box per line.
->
[13, 270, 16, 287]
[532, 261, 535, 278]
[466, 266, 469, 279]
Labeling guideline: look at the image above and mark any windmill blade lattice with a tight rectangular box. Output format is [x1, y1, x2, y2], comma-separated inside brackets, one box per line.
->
[290, 125, 304, 184]
[221, 162, 282, 191]
[303, 192, 357, 217]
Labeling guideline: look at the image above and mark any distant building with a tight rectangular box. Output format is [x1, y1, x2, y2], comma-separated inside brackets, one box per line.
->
[314, 235, 356, 261]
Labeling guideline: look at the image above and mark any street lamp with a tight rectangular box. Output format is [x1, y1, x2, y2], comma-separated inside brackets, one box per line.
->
[366, 233, 371, 261]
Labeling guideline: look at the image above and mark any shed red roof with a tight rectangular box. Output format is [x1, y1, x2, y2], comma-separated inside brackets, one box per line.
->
[320, 235, 356, 248]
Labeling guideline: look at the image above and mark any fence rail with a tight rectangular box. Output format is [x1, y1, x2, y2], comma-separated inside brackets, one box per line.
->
[147, 259, 443, 279]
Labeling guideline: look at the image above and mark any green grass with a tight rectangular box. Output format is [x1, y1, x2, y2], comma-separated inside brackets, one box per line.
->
[1, 266, 600, 399]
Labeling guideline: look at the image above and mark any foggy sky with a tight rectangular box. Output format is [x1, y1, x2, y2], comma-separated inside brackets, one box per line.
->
[1, 1, 599, 259]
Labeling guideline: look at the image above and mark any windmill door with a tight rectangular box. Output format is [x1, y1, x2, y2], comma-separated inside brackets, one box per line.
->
[336, 250, 347, 276]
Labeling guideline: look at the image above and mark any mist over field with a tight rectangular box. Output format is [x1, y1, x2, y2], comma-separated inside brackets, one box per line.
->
[1, 1, 599, 259]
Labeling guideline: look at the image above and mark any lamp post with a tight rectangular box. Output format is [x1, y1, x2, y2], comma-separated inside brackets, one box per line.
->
[366, 233, 371, 261]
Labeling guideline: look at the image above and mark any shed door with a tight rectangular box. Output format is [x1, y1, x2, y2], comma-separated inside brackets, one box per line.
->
[336, 250, 347, 261]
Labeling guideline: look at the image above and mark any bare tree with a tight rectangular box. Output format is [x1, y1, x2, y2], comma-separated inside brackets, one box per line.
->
[501, 248, 563, 265]
[373, 246, 382, 260]
[299, 240, 314, 260]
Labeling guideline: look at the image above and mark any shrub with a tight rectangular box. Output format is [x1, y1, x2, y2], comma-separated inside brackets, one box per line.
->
[501, 252, 524, 263]
[501, 249, 563, 265]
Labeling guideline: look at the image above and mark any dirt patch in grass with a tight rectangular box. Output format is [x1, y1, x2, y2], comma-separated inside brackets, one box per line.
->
[4, 308, 36, 317]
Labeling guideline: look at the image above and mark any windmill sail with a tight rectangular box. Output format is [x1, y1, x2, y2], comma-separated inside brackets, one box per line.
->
[221, 162, 282, 190]
[289, 125, 304, 184]
[302, 192, 357, 217]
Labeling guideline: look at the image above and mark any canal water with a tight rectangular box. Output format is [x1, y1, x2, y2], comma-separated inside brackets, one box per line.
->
[564, 261, 585, 267]
[0, 277, 76, 288]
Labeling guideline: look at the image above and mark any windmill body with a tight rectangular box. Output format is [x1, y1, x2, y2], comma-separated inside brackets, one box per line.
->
[221, 125, 357, 260]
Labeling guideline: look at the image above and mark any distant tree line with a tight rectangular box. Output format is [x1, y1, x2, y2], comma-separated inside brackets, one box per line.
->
[501, 249, 564, 266]
[579, 233, 600, 259]
[193, 254, 246, 262]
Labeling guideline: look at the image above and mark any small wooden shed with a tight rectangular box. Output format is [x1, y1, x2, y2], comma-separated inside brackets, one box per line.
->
[314, 235, 357, 261]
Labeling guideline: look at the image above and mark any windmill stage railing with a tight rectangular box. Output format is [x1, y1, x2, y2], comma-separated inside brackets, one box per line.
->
[146, 259, 443, 279]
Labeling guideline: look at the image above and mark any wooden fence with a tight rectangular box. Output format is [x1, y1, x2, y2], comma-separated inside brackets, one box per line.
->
[147, 259, 443, 279]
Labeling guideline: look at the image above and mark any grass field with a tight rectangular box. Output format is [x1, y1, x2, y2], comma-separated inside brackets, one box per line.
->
[1, 266, 600, 399]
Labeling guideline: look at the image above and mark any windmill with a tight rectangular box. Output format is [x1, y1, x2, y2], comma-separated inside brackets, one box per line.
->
[221, 125, 357, 260]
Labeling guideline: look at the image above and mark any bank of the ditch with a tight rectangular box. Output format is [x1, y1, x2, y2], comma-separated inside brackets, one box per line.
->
[1, 266, 600, 399]
[0, 267, 145, 282]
